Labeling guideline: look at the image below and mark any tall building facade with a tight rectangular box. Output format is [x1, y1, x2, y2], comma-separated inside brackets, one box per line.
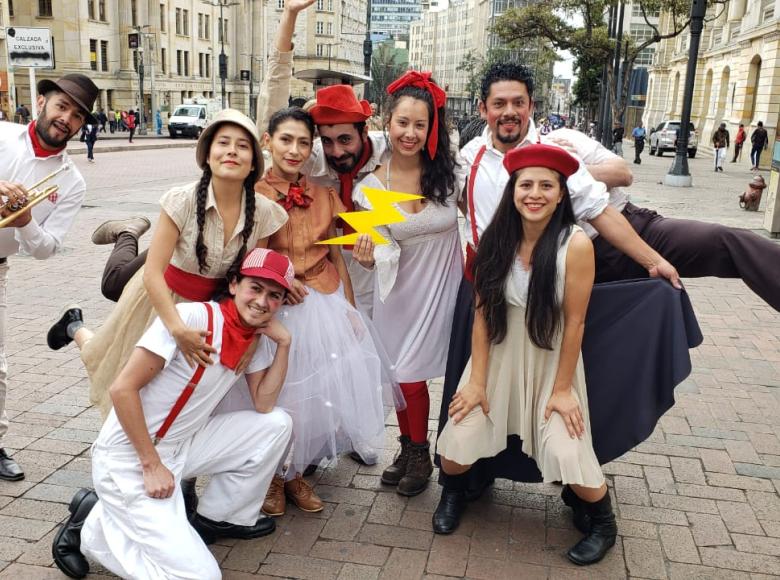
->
[644, 0, 778, 167]
[1, 0, 368, 121]
[371, 0, 424, 41]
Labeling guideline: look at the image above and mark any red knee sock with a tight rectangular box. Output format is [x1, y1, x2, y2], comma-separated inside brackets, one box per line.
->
[395, 381, 429, 443]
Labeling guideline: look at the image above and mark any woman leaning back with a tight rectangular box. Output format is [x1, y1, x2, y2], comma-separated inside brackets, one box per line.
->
[436, 144, 617, 565]
[48, 109, 288, 418]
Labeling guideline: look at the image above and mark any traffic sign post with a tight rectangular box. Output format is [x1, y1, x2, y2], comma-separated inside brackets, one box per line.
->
[5, 26, 53, 120]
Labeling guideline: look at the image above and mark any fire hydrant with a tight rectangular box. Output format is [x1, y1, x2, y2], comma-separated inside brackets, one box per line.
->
[739, 175, 767, 211]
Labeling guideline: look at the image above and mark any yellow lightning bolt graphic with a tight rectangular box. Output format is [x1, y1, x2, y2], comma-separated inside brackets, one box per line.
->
[317, 187, 424, 245]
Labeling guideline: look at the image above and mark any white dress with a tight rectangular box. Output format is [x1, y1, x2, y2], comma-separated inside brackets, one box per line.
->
[354, 174, 463, 382]
[436, 226, 604, 488]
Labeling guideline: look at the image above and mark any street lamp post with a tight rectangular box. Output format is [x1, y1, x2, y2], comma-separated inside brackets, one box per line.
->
[138, 46, 146, 135]
[664, 0, 707, 187]
[202, 0, 238, 109]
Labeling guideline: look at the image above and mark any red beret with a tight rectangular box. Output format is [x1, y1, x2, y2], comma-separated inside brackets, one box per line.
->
[310, 85, 372, 125]
[503, 143, 580, 178]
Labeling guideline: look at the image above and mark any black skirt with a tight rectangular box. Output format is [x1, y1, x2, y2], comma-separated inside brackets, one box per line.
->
[435, 277, 703, 484]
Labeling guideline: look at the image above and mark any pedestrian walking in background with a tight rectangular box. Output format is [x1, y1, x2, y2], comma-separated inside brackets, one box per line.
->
[126, 110, 136, 143]
[751, 121, 769, 170]
[155, 110, 163, 135]
[97, 109, 107, 133]
[632, 121, 646, 164]
[712, 122, 729, 172]
[116, 110, 123, 132]
[108, 109, 116, 133]
[612, 123, 624, 156]
[85, 121, 99, 163]
[15, 103, 30, 124]
[732, 123, 745, 162]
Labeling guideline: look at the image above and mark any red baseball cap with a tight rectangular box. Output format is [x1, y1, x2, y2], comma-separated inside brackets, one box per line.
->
[240, 248, 294, 291]
[310, 85, 372, 125]
[503, 143, 580, 178]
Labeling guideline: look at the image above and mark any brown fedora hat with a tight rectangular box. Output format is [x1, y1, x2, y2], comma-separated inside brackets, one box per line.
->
[37, 74, 99, 124]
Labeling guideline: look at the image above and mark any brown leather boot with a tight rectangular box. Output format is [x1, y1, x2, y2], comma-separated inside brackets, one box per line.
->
[261, 474, 286, 517]
[285, 473, 324, 513]
[397, 441, 433, 496]
[381, 435, 412, 486]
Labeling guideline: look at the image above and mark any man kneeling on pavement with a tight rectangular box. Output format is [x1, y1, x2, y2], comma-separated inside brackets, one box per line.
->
[49, 248, 295, 579]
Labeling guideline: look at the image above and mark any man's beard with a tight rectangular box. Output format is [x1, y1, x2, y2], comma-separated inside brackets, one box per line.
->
[326, 144, 364, 174]
[35, 109, 76, 149]
[495, 117, 525, 145]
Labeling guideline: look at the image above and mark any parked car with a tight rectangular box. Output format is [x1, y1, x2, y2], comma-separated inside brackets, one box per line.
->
[649, 121, 698, 158]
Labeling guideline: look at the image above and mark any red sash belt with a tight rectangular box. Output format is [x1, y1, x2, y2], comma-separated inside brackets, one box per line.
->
[164, 264, 220, 301]
[464, 245, 477, 284]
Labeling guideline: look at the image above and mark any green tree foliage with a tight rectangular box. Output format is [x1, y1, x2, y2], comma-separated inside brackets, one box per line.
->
[371, 41, 408, 113]
[493, 0, 727, 126]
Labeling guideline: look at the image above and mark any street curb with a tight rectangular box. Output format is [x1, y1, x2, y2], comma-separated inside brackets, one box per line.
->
[66, 142, 197, 155]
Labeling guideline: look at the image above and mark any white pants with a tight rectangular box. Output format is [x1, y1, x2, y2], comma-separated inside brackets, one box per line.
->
[715, 147, 726, 169]
[81, 409, 292, 580]
[0, 263, 8, 444]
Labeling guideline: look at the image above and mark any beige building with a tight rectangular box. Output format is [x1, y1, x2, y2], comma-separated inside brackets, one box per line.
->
[644, 0, 778, 167]
[1, 0, 367, 123]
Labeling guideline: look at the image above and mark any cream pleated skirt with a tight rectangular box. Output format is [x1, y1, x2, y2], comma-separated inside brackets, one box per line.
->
[437, 305, 605, 488]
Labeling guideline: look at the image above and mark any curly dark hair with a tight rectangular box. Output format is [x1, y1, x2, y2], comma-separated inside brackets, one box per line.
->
[194, 126, 261, 275]
[474, 171, 575, 349]
[267, 106, 315, 139]
[384, 85, 457, 205]
[479, 62, 535, 103]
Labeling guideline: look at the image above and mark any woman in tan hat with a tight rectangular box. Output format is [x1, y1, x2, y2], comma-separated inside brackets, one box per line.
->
[48, 109, 288, 419]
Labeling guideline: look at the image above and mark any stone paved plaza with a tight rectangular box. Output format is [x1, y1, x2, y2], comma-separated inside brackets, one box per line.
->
[0, 141, 779, 579]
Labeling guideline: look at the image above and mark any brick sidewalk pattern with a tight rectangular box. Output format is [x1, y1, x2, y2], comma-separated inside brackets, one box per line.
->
[0, 145, 779, 579]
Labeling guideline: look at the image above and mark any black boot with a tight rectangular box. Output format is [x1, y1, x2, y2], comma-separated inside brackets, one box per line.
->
[567, 491, 618, 565]
[396, 440, 433, 496]
[0, 448, 24, 481]
[464, 475, 494, 502]
[380, 435, 412, 486]
[47, 305, 83, 350]
[561, 484, 591, 534]
[181, 477, 198, 521]
[52, 488, 98, 579]
[191, 513, 276, 545]
[432, 472, 468, 534]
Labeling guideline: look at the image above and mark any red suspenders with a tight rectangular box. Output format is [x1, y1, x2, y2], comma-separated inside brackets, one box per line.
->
[464, 145, 487, 283]
[153, 302, 215, 445]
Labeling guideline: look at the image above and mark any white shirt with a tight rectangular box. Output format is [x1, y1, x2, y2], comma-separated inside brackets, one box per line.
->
[458, 121, 611, 245]
[97, 302, 275, 447]
[0, 121, 86, 259]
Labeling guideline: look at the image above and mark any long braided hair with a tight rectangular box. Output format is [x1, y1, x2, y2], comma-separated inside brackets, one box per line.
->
[194, 125, 260, 275]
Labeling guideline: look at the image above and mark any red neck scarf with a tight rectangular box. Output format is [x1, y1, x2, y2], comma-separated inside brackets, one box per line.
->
[266, 170, 313, 211]
[336, 139, 373, 241]
[28, 121, 66, 158]
[218, 299, 257, 370]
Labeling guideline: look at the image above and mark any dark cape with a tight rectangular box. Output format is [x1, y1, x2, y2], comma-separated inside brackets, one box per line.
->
[436, 277, 703, 484]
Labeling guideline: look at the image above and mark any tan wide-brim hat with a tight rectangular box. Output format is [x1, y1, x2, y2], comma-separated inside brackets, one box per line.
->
[195, 108, 264, 175]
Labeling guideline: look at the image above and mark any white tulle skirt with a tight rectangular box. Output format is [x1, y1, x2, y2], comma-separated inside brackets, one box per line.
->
[275, 285, 401, 475]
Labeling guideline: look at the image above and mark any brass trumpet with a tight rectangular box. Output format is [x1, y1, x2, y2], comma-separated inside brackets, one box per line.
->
[0, 161, 72, 228]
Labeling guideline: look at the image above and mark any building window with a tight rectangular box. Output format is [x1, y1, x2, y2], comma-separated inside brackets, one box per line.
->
[206, 55, 210, 78]
[199, 53, 204, 77]
[763, 0, 775, 21]
[131, 0, 137, 27]
[278, 0, 285, 9]
[198, 13, 203, 38]
[205, 15, 210, 39]
[177, 49, 182, 75]
[161, 47, 167, 73]
[316, 0, 323, 9]
[99, 0, 106, 21]
[316, 21, 323, 34]
[9, 0, 13, 18]
[160, 4, 166, 31]
[176, 8, 182, 34]
[88, 0, 95, 19]
[184, 51, 190, 76]
[327, 22, 332, 35]
[183, 9, 190, 36]
[90, 39, 98, 71]
[328, 0, 332, 10]
[100, 40, 108, 71]
[316, 44, 324, 57]
[38, 0, 53, 17]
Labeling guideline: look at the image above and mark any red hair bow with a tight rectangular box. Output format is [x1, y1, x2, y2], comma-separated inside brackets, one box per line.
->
[386, 71, 447, 159]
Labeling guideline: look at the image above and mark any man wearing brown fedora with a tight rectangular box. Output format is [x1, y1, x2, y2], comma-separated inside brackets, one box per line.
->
[0, 73, 98, 481]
